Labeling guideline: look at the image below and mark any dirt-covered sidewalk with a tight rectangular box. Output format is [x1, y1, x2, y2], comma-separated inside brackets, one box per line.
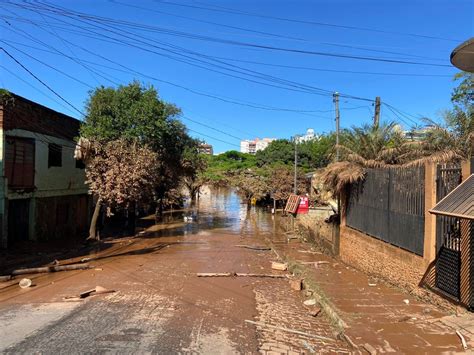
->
[268, 236, 473, 353]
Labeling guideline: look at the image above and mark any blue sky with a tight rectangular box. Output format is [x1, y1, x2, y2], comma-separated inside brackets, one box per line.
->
[0, 0, 472, 153]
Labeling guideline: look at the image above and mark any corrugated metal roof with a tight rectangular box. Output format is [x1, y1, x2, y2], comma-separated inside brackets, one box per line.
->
[430, 174, 474, 220]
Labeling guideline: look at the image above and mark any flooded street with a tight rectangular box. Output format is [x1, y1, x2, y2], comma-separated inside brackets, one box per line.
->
[0, 188, 348, 354]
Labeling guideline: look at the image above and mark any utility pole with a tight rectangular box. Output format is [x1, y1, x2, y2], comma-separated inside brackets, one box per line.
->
[333, 92, 340, 162]
[374, 96, 381, 128]
[294, 135, 298, 194]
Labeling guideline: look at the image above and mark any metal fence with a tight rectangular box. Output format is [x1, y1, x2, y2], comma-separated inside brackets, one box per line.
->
[435, 164, 462, 300]
[346, 166, 425, 256]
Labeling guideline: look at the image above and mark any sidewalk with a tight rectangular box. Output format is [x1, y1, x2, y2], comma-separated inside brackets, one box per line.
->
[269, 237, 474, 353]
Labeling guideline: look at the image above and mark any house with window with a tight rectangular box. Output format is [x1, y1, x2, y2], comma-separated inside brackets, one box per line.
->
[0, 93, 90, 248]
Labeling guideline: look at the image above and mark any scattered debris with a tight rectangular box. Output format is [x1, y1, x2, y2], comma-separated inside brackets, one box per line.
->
[196, 272, 286, 278]
[234, 245, 271, 251]
[298, 250, 322, 255]
[7, 263, 92, 277]
[64, 285, 115, 301]
[289, 278, 302, 291]
[244, 320, 333, 341]
[368, 283, 377, 287]
[302, 340, 316, 353]
[456, 330, 468, 350]
[271, 262, 288, 271]
[52, 259, 60, 265]
[308, 308, 321, 317]
[304, 299, 317, 306]
[0, 275, 12, 282]
[398, 315, 412, 322]
[403, 299, 410, 305]
[339, 333, 358, 349]
[80, 257, 92, 263]
[94, 268, 103, 271]
[19, 278, 32, 289]
[363, 343, 377, 355]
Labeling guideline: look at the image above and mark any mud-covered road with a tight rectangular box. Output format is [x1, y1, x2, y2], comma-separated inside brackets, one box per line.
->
[0, 188, 348, 354]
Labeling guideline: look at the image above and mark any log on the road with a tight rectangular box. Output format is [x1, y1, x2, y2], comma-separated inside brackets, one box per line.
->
[234, 245, 271, 251]
[197, 273, 286, 278]
[10, 263, 92, 276]
[244, 320, 334, 341]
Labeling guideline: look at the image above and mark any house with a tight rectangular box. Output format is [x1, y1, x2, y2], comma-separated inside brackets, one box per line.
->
[0, 92, 90, 248]
[198, 143, 213, 155]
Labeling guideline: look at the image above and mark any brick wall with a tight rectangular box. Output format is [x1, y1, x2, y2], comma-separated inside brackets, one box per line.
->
[1, 94, 81, 140]
[340, 226, 428, 291]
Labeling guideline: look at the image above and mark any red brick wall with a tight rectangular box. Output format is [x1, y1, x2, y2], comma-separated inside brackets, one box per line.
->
[1, 94, 81, 140]
[340, 226, 428, 291]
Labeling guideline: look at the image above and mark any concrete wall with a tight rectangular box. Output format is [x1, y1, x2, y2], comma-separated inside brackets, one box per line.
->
[296, 207, 339, 256]
[5, 129, 87, 200]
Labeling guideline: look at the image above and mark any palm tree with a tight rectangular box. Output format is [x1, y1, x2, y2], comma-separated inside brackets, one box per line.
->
[321, 121, 407, 194]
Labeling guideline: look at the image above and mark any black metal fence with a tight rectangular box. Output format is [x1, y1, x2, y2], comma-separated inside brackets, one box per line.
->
[435, 164, 462, 300]
[346, 166, 425, 256]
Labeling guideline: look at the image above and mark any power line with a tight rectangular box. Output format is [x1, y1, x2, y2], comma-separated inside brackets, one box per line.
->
[1, 47, 84, 116]
[187, 128, 241, 149]
[5, 1, 453, 68]
[180, 115, 243, 141]
[161, 0, 460, 43]
[112, 0, 446, 62]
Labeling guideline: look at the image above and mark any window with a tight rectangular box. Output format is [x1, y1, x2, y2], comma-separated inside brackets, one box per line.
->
[48, 143, 62, 167]
[75, 159, 85, 169]
[5, 136, 35, 189]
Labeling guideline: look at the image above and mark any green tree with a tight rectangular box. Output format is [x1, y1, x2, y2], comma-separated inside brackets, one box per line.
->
[80, 82, 195, 236]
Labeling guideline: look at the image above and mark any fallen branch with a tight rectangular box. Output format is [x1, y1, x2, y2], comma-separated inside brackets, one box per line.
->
[10, 263, 92, 276]
[298, 261, 330, 265]
[197, 273, 286, 278]
[456, 330, 468, 350]
[297, 250, 322, 255]
[244, 320, 334, 341]
[234, 245, 271, 251]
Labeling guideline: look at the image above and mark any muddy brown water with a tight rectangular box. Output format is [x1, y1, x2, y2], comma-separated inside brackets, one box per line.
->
[0, 188, 321, 354]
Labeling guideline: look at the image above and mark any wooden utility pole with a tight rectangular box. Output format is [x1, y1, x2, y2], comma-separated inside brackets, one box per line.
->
[333, 92, 340, 162]
[374, 96, 381, 128]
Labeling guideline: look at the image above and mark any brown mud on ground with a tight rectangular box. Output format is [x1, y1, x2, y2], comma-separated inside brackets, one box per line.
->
[270, 235, 469, 354]
[0, 189, 347, 353]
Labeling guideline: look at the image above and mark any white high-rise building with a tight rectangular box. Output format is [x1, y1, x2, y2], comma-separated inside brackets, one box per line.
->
[240, 138, 275, 154]
[296, 128, 318, 143]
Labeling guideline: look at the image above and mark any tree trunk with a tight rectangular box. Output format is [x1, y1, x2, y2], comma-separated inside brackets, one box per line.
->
[88, 198, 102, 240]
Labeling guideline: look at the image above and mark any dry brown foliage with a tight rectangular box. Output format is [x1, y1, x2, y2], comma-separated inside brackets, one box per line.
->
[320, 162, 366, 196]
[85, 139, 159, 215]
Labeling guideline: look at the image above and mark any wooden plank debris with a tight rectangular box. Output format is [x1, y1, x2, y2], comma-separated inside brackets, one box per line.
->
[456, 330, 468, 350]
[196, 273, 286, 278]
[271, 262, 288, 271]
[10, 263, 92, 276]
[234, 245, 271, 251]
[245, 320, 334, 342]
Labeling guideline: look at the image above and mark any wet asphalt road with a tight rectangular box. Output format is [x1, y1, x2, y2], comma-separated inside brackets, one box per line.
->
[0, 188, 347, 354]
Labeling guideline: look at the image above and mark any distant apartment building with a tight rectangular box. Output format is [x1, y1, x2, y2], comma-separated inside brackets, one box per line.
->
[0, 93, 90, 248]
[296, 128, 318, 143]
[198, 143, 213, 155]
[403, 125, 436, 141]
[240, 138, 275, 154]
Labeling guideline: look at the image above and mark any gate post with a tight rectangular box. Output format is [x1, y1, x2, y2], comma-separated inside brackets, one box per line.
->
[462, 159, 471, 180]
[423, 162, 437, 264]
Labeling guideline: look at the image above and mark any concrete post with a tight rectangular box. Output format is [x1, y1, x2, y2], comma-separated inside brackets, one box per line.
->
[423, 162, 437, 263]
[462, 159, 471, 181]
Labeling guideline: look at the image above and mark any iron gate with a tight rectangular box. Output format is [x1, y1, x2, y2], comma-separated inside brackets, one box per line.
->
[435, 164, 462, 300]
